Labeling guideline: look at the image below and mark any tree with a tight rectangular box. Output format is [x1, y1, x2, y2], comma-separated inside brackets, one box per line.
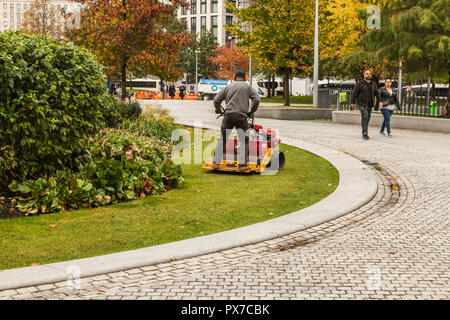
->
[318, 0, 367, 78]
[180, 30, 219, 82]
[227, 0, 315, 106]
[345, 0, 449, 115]
[67, 0, 191, 100]
[20, 0, 67, 39]
[208, 44, 249, 80]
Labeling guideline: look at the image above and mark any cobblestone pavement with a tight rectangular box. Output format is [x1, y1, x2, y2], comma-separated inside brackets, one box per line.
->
[1, 101, 449, 300]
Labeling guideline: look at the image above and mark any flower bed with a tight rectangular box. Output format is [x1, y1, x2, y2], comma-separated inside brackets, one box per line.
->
[4, 115, 183, 216]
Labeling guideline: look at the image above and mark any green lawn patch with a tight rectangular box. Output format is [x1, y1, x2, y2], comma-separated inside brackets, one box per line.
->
[0, 136, 338, 270]
[259, 105, 313, 109]
[260, 96, 313, 104]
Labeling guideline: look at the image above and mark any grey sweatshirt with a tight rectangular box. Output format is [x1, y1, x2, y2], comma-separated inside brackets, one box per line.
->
[213, 81, 260, 117]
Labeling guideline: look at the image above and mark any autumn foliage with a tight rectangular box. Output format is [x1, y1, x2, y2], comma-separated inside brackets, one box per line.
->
[208, 45, 249, 80]
[67, 0, 191, 99]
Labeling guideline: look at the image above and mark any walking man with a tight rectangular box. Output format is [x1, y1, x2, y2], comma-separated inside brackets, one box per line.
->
[405, 85, 416, 113]
[351, 70, 382, 140]
[213, 70, 260, 171]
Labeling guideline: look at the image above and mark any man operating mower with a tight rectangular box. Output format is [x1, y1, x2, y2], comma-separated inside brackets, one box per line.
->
[212, 70, 260, 171]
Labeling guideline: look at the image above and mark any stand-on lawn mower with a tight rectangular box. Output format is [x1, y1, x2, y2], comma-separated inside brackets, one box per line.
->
[202, 113, 285, 174]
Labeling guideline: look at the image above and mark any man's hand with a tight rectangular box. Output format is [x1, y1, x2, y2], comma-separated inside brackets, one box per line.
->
[351, 104, 356, 110]
[379, 102, 383, 109]
[247, 112, 254, 118]
[215, 109, 222, 114]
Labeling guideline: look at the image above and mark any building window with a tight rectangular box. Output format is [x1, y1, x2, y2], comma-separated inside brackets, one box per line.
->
[181, 0, 187, 15]
[3, 3, 7, 9]
[10, 21, 14, 27]
[3, 21, 7, 27]
[10, 4, 14, 9]
[190, 0, 197, 15]
[190, 17, 197, 33]
[200, 0, 206, 14]
[24, 4, 28, 10]
[201, 16, 206, 31]
[17, 4, 20, 9]
[10, 12, 13, 19]
[211, 0, 218, 13]
[211, 16, 218, 38]
[226, 0, 235, 14]
[226, 16, 233, 26]
[3, 13, 6, 19]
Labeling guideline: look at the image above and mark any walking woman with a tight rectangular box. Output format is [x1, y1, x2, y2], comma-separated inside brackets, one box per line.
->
[378, 79, 402, 137]
[168, 84, 176, 99]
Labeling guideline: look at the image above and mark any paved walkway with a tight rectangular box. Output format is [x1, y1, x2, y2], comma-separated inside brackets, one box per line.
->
[1, 100, 449, 300]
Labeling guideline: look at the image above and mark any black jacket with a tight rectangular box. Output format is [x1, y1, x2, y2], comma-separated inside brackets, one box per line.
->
[351, 79, 381, 108]
[377, 87, 401, 111]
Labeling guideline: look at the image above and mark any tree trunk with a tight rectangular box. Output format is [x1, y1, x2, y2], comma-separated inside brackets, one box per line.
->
[272, 75, 275, 97]
[121, 59, 127, 101]
[284, 68, 290, 107]
[267, 76, 272, 98]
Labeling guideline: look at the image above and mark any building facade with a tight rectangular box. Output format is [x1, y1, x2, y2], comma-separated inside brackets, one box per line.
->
[0, 0, 74, 32]
[178, 0, 245, 46]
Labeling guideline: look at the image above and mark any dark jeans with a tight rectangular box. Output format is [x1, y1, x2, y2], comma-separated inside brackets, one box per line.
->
[380, 109, 393, 134]
[357, 105, 372, 136]
[214, 113, 249, 165]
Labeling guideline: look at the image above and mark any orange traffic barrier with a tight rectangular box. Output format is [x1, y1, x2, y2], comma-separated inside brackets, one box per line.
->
[135, 91, 154, 99]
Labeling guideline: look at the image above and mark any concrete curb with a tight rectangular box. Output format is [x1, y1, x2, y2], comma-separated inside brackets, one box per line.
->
[333, 111, 450, 133]
[0, 123, 377, 291]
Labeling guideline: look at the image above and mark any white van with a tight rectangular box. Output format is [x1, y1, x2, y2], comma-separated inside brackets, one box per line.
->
[197, 79, 267, 100]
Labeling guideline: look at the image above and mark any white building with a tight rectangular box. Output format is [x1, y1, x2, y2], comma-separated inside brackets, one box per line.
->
[177, 0, 245, 46]
[0, 0, 73, 32]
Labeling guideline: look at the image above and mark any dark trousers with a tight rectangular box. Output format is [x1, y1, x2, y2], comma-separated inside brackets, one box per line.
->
[214, 113, 249, 165]
[357, 105, 372, 136]
[380, 109, 393, 134]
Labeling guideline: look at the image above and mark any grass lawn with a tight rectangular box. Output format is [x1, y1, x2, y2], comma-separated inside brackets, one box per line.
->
[0, 134, 338, 270]
[260, 96, 313, 104]
[259, 105, 313, 109]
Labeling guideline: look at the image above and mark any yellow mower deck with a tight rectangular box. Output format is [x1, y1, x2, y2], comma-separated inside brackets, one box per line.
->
[202, 148, 274, 173]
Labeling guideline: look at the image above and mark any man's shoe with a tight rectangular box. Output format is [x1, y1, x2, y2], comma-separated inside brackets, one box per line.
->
[388, 134, 393, 138]
[379, 131, 385, 135]
[363, 135, 369, 140]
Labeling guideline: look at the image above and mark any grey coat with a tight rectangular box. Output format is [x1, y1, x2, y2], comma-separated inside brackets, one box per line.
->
[213, 81, 260, 117]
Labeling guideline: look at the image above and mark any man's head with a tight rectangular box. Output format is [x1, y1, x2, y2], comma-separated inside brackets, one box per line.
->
[234, 70, 246, 81]
[408, 85, 412, 91]
[363, 70, 372, 81]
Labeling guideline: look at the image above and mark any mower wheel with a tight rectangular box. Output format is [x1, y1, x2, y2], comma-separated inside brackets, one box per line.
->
[267, 151, 285, 171]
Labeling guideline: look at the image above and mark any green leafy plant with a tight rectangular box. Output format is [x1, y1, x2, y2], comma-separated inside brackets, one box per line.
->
[0, 32, 109, 188]
[7, 122, 183, 215]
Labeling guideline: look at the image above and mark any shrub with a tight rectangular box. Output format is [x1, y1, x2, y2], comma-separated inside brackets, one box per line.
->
[120, 113, 180, 144]
[0, 32, 108, 188]
[118, 101, 142, 120]
[8, 128, 183, 215]
[102, 100, 143, 128]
